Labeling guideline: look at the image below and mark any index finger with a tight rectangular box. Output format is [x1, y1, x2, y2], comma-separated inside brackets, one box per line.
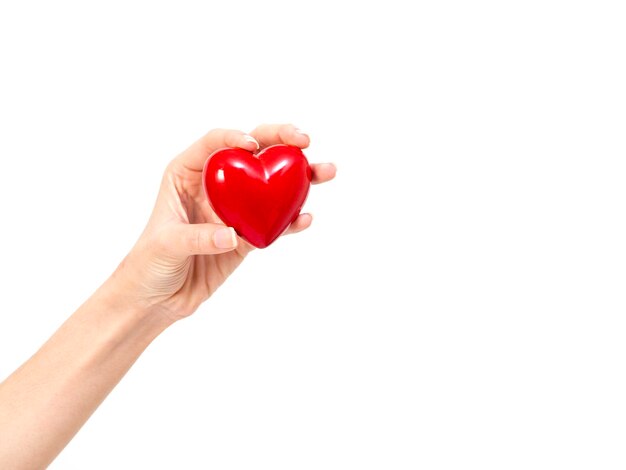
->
[174, 128, 259, 171]
[249, 123, 310, 150]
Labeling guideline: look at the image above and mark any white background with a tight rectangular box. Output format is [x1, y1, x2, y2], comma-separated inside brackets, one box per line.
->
[1, 1, 625, 468]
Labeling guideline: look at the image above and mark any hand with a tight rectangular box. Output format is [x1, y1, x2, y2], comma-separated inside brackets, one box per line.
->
[0, 125, 335, 469]
[106, 124, 336, 322]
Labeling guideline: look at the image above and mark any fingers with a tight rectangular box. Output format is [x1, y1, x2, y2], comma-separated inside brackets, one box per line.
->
[249, 123, 310, 150]
[163, 223, 239, 257]
[164, 213, 317, 254]
[175, 126, 337, 185]
[250, 124, 335, 182]
[311, 163, 337, 184]
[284, 213, 313, 236]
[175, 129, 260, 171]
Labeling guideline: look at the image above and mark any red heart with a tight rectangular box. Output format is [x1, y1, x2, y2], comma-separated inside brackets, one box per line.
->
[203, 144, 312, 248]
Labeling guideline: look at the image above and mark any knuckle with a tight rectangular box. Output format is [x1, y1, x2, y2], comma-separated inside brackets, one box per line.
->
[251, 123, 269, 134]
[224, 130, 244, 147]
[279, 123, 295, 139]
[192, 228, 212, 253]
[206, 128, 225, 137]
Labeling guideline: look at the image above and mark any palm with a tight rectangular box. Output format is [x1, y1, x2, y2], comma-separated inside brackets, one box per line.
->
[167, 163, 252, 301]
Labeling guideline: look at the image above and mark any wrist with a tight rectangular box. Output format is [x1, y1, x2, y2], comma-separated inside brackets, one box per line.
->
[90, 270, 176, 336]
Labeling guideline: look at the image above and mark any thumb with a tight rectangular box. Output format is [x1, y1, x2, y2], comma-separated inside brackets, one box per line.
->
[166, 223, 239, 257]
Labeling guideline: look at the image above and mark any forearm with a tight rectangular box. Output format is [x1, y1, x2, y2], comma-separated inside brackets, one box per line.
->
[0, 279, 173, 469]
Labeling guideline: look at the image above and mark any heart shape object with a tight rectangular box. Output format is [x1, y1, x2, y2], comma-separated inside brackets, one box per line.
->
[203, 144, 312, 248]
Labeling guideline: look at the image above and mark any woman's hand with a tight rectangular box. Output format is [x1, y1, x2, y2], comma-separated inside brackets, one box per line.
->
[0, 123, 335, 469]
[108, 124, 336, 322]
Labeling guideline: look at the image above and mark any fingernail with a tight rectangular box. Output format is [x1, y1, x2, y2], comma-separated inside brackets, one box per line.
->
[214, 227, 237, 249]
[294, 127, 308, 136]
[242, 134, 259, 149]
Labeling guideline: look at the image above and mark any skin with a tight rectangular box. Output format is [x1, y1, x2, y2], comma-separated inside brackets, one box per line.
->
[0, 123, 336, 470]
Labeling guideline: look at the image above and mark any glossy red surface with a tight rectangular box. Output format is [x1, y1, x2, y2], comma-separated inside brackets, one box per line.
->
[203, 144, 312, 248]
